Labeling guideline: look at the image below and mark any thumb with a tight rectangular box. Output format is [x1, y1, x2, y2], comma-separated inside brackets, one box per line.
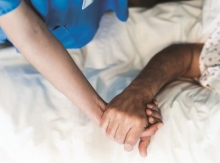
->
[141, 122, 163, 137]
[138, 136, 151, 157]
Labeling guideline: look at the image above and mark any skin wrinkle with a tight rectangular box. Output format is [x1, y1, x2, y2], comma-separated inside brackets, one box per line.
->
[114, 124, 121, 143]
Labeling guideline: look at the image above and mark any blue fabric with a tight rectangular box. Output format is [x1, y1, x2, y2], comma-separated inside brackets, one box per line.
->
[0, 0, 22, 16]
[0, 0, 128, 48]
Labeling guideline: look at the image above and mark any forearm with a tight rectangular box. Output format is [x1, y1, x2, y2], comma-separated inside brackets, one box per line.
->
[130, 44, 203, 100]
[0, 1, 105, 125]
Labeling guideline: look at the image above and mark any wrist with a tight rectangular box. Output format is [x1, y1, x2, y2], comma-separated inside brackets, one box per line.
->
[83, 95, 106, 126]
[67, 87, 106, 126]
[125, 80, 156, 103]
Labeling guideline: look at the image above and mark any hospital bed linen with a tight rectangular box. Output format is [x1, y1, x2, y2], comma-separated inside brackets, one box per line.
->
[0, 1, 220, 163]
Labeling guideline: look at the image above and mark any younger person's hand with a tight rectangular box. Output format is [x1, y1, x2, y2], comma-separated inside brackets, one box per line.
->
[139, 99, 163, 157]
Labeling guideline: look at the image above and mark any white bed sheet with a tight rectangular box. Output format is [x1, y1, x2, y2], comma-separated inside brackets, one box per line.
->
[1, 1, 220, 163]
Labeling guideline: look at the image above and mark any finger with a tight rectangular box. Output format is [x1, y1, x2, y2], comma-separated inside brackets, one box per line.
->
[153, 99, 158, 105]
[148, 117, 162, 124]
[101, 102, 108, 111]
[100, 112, 111, 135]
[106, 120, 119, 141]
[138, 136, 151, 157]
[146, 103, 159, 112]
[124, 127, 143, 152]
[141, 122, 163, 137]
[114, 124, 131, 144]
[146, 109, 162, 119]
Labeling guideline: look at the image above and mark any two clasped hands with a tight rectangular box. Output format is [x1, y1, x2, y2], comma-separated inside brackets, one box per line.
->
[0, 1, 202, 158]
[97, 43, 203, 157]
[99, 82, 163, 157]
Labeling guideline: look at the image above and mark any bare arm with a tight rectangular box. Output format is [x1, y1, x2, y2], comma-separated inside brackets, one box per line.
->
[131, 43, 203, 99]
[100, 43, 203, 153]
[0, 1, 106, 125]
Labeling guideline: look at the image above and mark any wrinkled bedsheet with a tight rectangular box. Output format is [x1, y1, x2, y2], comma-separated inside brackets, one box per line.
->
[1, 1, 220, 163]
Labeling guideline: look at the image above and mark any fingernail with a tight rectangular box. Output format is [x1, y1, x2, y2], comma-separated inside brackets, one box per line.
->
[148, 110, 152, 115]
[147, 104, 153, 108]
[141, 152, 147, 157]
[125, 144, 133, 151]
[150, 117, 154, 122]
[158, 123, 163, 128]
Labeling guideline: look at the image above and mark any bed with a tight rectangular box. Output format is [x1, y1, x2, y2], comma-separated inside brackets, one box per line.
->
[0, 0, 220, 162]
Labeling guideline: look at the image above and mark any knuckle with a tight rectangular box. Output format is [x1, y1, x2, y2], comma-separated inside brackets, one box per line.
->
[158, 114, 162, 119]
[151, 117, 155, 123]
[125, 137, 137, 146]
[108, 106, 116, 111]
[151, 111, 156, 116]
[107, 107, 120, 116]
[106, 108, 115, 115]
[106, 129, 115, 138]
[152, 106, 158, 111]
[134, 117, 147, 126]
[115, 111, 127, 120]
[115, 136, 124, 144]
[154, 119, 159, 124]
[106, 129, 112, 135]
[115, 110, 123, 116]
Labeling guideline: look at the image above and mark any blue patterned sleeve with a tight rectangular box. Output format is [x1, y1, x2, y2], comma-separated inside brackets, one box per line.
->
[0, 0, 22, 16]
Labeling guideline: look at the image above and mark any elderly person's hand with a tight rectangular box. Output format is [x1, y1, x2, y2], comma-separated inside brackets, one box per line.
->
[100, 83, 162, 152]
[100, 43, 203, 156]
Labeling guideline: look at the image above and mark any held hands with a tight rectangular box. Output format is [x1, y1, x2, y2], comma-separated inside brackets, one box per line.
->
[100, 87, 162, 157]
[139, 99, 163, 157]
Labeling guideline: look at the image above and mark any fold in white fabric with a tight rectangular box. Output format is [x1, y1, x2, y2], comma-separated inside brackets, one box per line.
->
[1, 1, 220, 163]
